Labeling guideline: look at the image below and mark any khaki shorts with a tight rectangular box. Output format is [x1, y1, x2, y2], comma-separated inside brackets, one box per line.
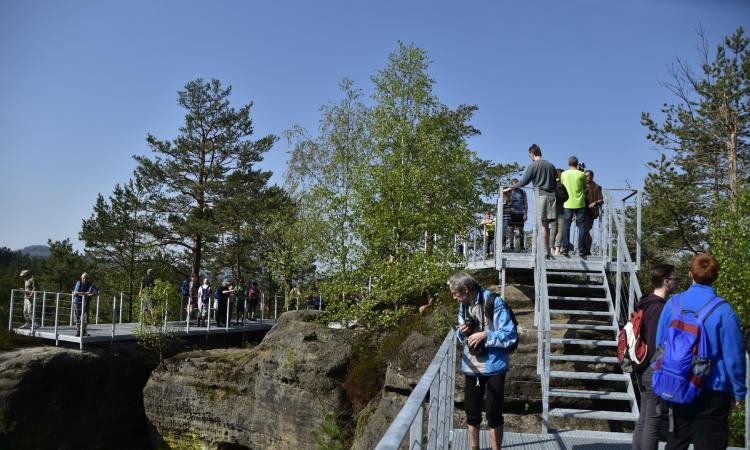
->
[537, 194, 557, 221]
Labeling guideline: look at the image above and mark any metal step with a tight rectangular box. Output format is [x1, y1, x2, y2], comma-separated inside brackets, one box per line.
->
[549, 309, 613, 316]
[548, 295, 608, 302]
[550, 324, 617, 331]
[549, 371, 630, 381]
[551, 338, 617, 347]
[547, 271, 604, 278]
[548, 389, 633, 401]
[549, 354, 619, 363]
[548, 408, 638, 422]
[548, 283, 606, 289]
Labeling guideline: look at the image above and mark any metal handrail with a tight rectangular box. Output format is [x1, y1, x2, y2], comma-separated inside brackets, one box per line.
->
[375, 329, 457, 450]
[531, 187, 552, 434]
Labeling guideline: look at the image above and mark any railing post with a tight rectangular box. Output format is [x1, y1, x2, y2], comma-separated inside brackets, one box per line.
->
[274, 294, 278, 321]
[119, 293, 123, 324]
[261, 293, 266, 323]
[409, 405, 424, 450]
[8, 290, 14, 331]
[53, 293, 60, 346]
[111, 296, 116, 340]
[40, 291, 47, 328]
[164, 296, 168, 329]
[139, 293, 144, 332]
[80, 296, 86, 350]
[225, 296, 230, 331]
[31, 291, 37, 334]
[636, 190, 642, 270]
[496, 192, 503, 267]
[615, 234, 623, 322]
[207, 297, 212, 336]
[95, 295, 100, 325]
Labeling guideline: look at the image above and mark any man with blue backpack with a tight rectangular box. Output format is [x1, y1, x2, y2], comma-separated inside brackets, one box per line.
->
[449, 271, 517, 450]
[652, 254, 746, 449]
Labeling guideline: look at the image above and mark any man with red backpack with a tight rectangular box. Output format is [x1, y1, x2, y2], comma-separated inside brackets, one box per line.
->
[631, 264, 678, 450]
[652, 254, 746, 450]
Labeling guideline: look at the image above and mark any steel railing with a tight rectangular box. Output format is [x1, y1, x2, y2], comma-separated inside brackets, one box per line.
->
[374, 329, 457, 450]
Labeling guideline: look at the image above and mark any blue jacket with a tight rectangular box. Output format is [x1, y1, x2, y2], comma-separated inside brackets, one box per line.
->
[655, 283, 747, 400]
[457, 288, 517, 376]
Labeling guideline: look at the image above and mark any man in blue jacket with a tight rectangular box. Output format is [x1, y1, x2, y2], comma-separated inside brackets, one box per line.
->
[654, 254, 746, 450]
[449, 271, 517, 450]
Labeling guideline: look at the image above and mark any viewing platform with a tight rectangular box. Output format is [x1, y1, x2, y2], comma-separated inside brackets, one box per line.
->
[12, 320, 275, 347]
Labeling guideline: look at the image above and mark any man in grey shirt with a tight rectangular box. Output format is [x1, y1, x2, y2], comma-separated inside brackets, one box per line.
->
[504, 144, 557, 257]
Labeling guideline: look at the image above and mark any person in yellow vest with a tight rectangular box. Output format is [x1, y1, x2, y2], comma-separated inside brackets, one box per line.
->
[560, 156, 587, 257]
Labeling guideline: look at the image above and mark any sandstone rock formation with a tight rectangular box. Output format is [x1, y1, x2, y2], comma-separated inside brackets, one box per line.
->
[143, 310, 362, 449]
[0, 344, 156, 450]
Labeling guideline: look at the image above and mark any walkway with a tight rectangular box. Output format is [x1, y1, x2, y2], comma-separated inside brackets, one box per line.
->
[12, 320, 275, 347]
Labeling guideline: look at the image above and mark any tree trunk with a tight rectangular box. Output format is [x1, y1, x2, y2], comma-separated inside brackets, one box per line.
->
[192, 234, 202, 279]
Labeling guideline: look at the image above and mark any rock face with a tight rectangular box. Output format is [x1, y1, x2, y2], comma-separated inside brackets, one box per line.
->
[0, 345, 157, 450]
[143, 311, 361, 449]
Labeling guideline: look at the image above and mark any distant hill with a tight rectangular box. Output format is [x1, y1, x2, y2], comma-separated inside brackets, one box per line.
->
[18, 245, 51, 258]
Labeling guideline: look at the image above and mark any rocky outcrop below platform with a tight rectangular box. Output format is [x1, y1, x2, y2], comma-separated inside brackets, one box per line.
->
[0, 344, 157, 450]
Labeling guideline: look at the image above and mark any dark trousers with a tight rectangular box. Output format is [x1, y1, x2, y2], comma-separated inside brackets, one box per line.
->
[236, 297, 246, 323]
[665, 389, 731, 450]
[216, 298, 227, 326]
[464, 373, 506, 428]
[563, 208, 586, 254]
[633, 368, 662, 450]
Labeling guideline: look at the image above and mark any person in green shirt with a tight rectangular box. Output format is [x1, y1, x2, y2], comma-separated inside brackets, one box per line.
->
[560, 156, 587, 257]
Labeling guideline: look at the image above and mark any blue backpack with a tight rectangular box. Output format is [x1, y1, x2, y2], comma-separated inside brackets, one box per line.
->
[651, 295, 725, 404]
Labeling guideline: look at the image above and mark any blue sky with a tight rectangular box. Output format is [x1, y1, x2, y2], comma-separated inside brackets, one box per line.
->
[1, 0, 748, 250]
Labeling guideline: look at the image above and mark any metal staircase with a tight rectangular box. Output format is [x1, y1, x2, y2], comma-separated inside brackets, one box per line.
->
[527, 188, 643, 434]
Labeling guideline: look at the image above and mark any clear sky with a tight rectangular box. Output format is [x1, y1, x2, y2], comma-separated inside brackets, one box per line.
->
[1, 0, 748, 250]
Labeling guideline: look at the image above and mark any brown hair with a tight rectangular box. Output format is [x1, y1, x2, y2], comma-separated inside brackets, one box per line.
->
[690, 253, 719, 285]
[528, 144, 542, 157]
[650, 264, 675, 289]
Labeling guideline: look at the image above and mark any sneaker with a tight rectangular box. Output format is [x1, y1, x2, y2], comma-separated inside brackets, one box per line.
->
[561, 251, 570, 257]
[75, 331, 80, 337]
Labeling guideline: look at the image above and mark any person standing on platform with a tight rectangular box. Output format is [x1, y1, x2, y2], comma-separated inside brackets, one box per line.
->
[197, 279, 211, 327]
[504, 144, 557, 257]
[180, 276, 190, 321]
[583, 170, 603, 256]
[19, 270, 37, 329]
[560, 156, 587, 257]
[506, 179, 528, 252]
[549, 169, 568, 255]
[72, 272, 98, 337]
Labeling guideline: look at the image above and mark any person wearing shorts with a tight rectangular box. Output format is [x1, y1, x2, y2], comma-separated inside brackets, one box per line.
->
[449, 271, 517, 450]
[504, 144, 557, 257]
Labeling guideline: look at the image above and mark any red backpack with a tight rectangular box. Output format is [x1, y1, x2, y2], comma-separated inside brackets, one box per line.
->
[617, 307, 648, 373]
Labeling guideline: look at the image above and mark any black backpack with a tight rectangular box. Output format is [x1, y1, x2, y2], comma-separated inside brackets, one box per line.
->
[461, 290, 519, 353]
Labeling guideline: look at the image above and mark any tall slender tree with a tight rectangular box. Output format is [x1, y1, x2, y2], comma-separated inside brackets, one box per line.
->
[134, 79, 276, 277]
[80, 178, 151, 319]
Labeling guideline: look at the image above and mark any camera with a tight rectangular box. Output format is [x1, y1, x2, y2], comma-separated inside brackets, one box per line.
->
[463, 315, 485, 356]
[578, 162, 586, 171]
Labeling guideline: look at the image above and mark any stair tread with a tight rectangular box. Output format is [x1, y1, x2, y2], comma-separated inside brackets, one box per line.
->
[551, 338, 617, 346]
[548, 408, 638, 421]
[547, 271, 604, 277]
[549, 310, 613, 316]
[548, 283, 606, 289]
[549, 354, 619, 363]
[549, 370, 630, 381]
[550, 324, 617, 330]
[548, 389, 633, 401]
[549, 296, 608, 302]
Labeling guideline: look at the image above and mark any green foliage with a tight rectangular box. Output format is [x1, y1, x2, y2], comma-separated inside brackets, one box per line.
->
[134, 78, 277, 277]
[640, 27, 750, 257]
[40, 239, 88, 293]
[312, 411, 347, 450]
[80, 178, 153, 320]
[134, 279, 181, 361]
[288, 42, 518, 327]
[710, 189, 750, 324]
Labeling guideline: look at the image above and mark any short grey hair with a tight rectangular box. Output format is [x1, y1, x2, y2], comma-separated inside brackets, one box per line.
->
[447, 271, 481, 294]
